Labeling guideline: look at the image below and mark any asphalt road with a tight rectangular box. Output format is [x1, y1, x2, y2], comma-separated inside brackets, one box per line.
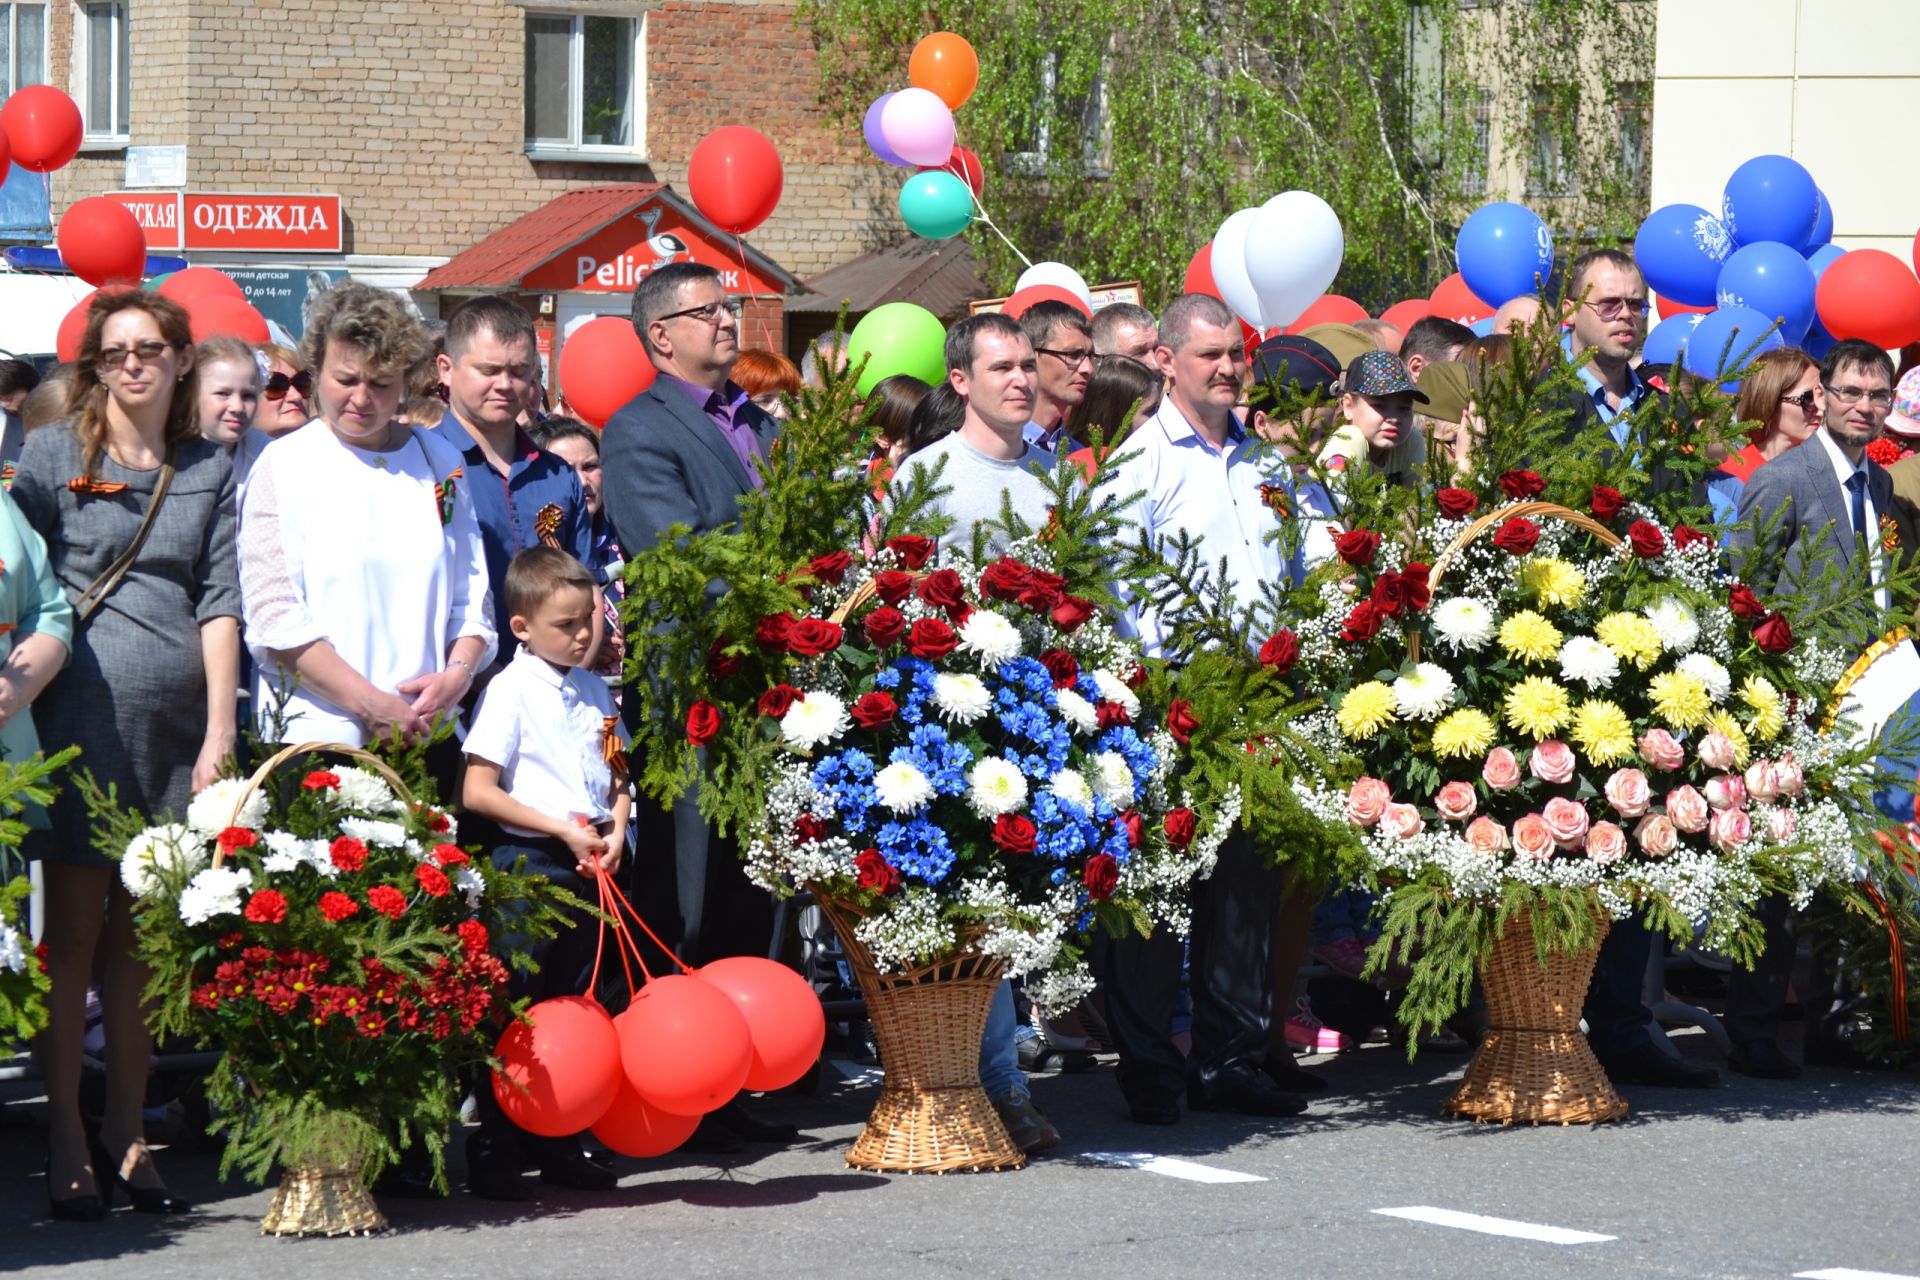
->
[3, 1032, 1917, 1280]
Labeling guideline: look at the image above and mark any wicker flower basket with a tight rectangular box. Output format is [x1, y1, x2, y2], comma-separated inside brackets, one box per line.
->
[813, 895, 1025, 1173]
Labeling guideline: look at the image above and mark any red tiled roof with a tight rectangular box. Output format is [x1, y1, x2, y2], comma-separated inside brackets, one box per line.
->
[416, 185, 666, 291]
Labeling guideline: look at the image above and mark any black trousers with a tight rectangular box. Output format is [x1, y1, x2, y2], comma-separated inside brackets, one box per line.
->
[1583, 912, 1653, 1060]
[627, 785, 776, 971]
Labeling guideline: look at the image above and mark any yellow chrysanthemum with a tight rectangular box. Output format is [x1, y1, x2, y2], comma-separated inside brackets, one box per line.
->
[1519, 558, 1587, 609]
[1504, 676, 1572, 739]
[1705, 709, 1753, 768]
[1432, 708, 1498, 760]
[1740, 675, 1785, 742]
[1499, 610, 1564, 665]
[1337, 681, 1399, 740]
[1649, 670, 1711, 729]
[1596, 612, 1664, 670]
[1572, 699, 1635, 766]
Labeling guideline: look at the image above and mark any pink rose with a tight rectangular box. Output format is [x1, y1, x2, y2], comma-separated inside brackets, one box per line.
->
[1434, 781, 1479, 824]
[1665, 785, 1710, 833]
[1634, 813, 1678, 858]
[1345, 777, 1391, 828]
[1709, 806, 1752, 851]
[1705, 774, 1748, 812]
[1585, 821, 1628, 864]
[1697, 730, 1737, 772]
[1464, 815, 1509, 855]
[1603, 767, 1651, 819]
[1638, 728, 1686, 773]
[1743, 761, 1780, 803]
[1773, 752, 1804, 797]
[1511, 813, 1555, 861]
[1381, 802, 1425, 841]
[1542, 796, 1591, 849]
[1761, 805, 1797, 842]
[1482, 747, 1522, 792]
[1529, 740, 1575, 785]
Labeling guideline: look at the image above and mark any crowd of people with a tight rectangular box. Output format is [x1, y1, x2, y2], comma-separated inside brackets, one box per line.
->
[5, 243, 1916, 1215]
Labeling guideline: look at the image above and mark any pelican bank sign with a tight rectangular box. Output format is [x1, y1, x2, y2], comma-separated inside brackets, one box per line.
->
[104, 193, 344, 253]
[521, 199, 783, 295]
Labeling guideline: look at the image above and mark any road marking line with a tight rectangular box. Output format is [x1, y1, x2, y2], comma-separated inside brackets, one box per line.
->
[1794, 1270, 1920, 1280]
[1081, 1151, 1268, 1184]
[830, 1059, 883, 1086]
[1372, 1206, 1614, 1245]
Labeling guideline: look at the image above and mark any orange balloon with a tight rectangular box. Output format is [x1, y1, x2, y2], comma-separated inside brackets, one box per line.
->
[909, 32, 979, 111]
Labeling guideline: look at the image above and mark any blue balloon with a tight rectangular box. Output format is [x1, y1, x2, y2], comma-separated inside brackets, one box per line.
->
[1635, 203, 1733, 307]
[1642, 312, 1704, 371]
[1722, 154, 1819, 248]
[1806, 242, 1845, 278]
[1681, 304, 1785, 391]
[1805, 187, 1833, 251]
[1469, 316, 1495, 337]
[1455, 202, 1554, 307]
[1801, 324, 1837, 360]
[1715, 241, 1816, 345]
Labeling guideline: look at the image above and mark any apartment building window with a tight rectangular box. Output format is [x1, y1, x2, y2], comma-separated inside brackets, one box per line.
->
[1616, 80, 1651, 196]
[524, 11, 646, 160]
[1458, 88, 1490, 198]
[1006, 51, 1112, 178]
[1, 3, 48, 99]
[1526, 84, 1576, 198]
[76, 0, 129, 143]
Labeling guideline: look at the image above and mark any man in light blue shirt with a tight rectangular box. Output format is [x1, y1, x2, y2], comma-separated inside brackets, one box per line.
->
[1564, 248, 1657, 448]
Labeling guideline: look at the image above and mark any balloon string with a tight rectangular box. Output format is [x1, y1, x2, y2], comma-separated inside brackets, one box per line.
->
[599, 869, 694, 976]
[597, 867, 642, 995]
[731, 232, 775, 350]
[966, 187, 1032, 270]
[588, 869, 611, 995]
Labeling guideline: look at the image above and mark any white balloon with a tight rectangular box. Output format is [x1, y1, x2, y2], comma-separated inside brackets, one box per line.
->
[1245, 192, 1345, 329]
[1210, 208, 1266, 330]
[1014, 261, 1093, 309]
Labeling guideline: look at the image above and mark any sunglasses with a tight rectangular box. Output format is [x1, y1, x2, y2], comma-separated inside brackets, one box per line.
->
[264, 370, 314, 402]
[1779, 389, 1819, 414]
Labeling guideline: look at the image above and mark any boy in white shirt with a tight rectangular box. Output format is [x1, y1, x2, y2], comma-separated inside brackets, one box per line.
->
[461, 546, 631, 1199]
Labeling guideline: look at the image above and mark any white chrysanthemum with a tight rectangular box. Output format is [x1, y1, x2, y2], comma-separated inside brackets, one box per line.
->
[176, 865, 252, 926]
[1391, 662, 1456, 720]
[340, 817, 409, 848]
[967, 757, 1030, 817]
[1054, 688, 1098, 734]
[1091, 671, 1141, 718]
[874, 761, 936, 813]
[121, 824, 208, 898]
[932, 673, 993, 723]
[302, 837, 340, 877]
[781, 692, 850, 750]
[184, 778, 268, 835]
[1558, 635, 1621, 689]
[1644, 596, 1701, 654]
[957, 609, 1023, 664]
[1048, 769, 1095, 811]
[1432, 597, 1495, 651]
[1090, 751, 1137, 808]
[0, 921, 25, 974]
[455, 865, 486, 907]
[330, 766, 400, 813]
[1678, 652, 1731, 703]
[260, 830, 307, 875]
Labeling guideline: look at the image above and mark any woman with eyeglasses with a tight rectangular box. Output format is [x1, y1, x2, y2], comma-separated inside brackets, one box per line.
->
[253, 342, 313, 437]
[12, 291, 242, 1221]
[1702, 348, 1823, 527]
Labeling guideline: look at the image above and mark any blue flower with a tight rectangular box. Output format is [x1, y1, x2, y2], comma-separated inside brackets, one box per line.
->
[875, 819, 957, 885]
[812, 749, 880, 832]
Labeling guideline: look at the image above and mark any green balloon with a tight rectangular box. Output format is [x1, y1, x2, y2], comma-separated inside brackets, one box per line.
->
[897, 169, 973, 241]
[847, 302, 947, 397]
[144, 272, 172, 292]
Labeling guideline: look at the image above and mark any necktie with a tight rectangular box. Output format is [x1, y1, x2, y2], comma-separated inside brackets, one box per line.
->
[1846, 470, 1869, 551]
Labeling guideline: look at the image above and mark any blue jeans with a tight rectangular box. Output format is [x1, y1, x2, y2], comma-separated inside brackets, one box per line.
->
[979, 979, 1026, 1100]
[1311, 885, 1377, 947]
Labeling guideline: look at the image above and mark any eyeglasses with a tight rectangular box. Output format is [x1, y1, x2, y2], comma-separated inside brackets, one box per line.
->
[264, 369, 314, 401]
[1824, 383, 1895, 410]
[1779, 388, 1820, 415]
[658, 299, 743, 326]
[98, 340, 171, 369]
[1582, 297, 1651, 318]
[1036, 346, 1095, 369]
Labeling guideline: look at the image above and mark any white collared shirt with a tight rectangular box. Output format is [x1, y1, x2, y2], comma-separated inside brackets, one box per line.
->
[464, 645, 629, 838]
[1111, 396, 1302, 658]
[1813, 426, 1888, 612]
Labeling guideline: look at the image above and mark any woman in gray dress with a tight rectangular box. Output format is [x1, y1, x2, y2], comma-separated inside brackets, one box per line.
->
[12, 291, 239, 1220]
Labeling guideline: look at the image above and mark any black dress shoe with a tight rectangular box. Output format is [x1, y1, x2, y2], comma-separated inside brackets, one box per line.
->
[464, 1135, 531, 1202]
[1188, 1067, 1309, 1117]
[679, 1117, 745, 1154]
[1726, 1040, 1801, 1080]
[45, 1158, 104, 1222]
[1804, 1037, 1893, 1071]
[1126, 1096, 1180, 1125]
[539, 1146, 619, 1191]
[710, 1100, 801, 1144]
[94, 1140, 192, 1215]
[1597, 1043, 1718, 1088]
[1261, 1056, 1330, 1093]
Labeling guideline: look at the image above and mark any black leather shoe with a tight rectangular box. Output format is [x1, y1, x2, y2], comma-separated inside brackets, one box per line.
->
[1804, 1037, 1892, 1071]
[95, 1140, 192, 1215]
[710, 1100, 801, 1144]
[464, 1135, 531, 1202]
[1261, 1056, 1330, 1093]
[45, 1158, 104, 1222]
[679, 1117, 745, 1154]
[1598, 1043, 1718, 1088]
[538, 1146, 618, 1191]
[1726, 1040, 1801, 1080]
[1188, 1067, 1309, 1117]
[1126, 1096, 1180, 1125]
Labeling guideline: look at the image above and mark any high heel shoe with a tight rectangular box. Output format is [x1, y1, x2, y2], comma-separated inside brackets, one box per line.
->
[45, 1156, 105, 1222]
[94, 1139, 193, 1215]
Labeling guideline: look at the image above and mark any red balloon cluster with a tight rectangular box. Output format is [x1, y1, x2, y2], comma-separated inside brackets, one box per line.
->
[188, 294, 271, 343]
[1184, 244, 1219, 300]
[1815, 249, 1920, 350]
[1378, 298, 1431, 334]
[687, 126, 784, 236]
[0, 86, 83, 174]
[920, 144, 984, 198]
[57, 197, 147, 287]
[159, 267, 248, 304]
[557, 316, 657, 428]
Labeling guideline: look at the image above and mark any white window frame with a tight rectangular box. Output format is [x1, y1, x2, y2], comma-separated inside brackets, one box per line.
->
[1006, 51, 1112, 179]
[1525, 84, 1576, 199]
[1, 2, 49, 99]
[73, 0, 129, 148]
[523, 9, 647, 164]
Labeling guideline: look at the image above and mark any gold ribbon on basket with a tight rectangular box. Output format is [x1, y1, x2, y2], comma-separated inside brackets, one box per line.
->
[216, 742, 418, 863]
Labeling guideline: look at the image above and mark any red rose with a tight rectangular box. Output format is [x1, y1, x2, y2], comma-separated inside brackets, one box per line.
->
[318, 891, 359, 922]
[979, 557, 1032, 602]
[1050, 595, 1096, 633]
[1491, 517, 1539, 555]
[1164, 807, 1198, 848]
[217, 826, 257, 855]
[1083, 852, 1121, 900]
[916, 568, 969, 616]
[1499, 469, 1545, 499]
[992, 814, 1037, 855]
[1125, 663, 1149, 690]
[1334, 529, 1380, 566]
[1259, 630, 1298, 674]
[244, 888, 287, 924]
[303, 770, 341, 791]
[686, 700, 723, 746]
[787, 618, 844, 658]
[457, 919, 489, 955]
[1672, 524, 1709, 551]
[873, 570, 916, 606]
[1019, 570, 1067, 613]
[1370, 569, 1430, 619]
[1401, 562, 1432, 610]
[908, 618, 959, 659]
[853, 848, 903, 894]
[366, 886, 407, 920]
[427, 811, 452, 834]
[431, 844, 469, 867]
[886, 535, 936, 569]
[1341, 600, 1387, 643]
[1436, 487, 1478, 519]
[758, 684, 803, 718]
[1120, 810, 1144, 848]
[851, 691, 898, 730]
[1753, 611, 1794, 654]
[1627, 519, 1666, 558]
[1728, 584, 1765, 620]
[329, 837, 369, 872]
[862, 607, 906, 650]
[1038, 648, 1080, 689]
[1166, 699, 1199, 745]
[808, 551, 852, 585]
[755, 612, 797, 651]
[793, 814, 831, 844]
[705, 636, 743, 680]
[415, 863, 452, 897]
[1096, 701, 1132, 729]
[1590, 485, 1625, 520]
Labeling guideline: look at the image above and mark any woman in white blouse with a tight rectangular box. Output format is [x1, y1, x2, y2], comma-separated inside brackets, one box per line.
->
[239, 282, 495, 746]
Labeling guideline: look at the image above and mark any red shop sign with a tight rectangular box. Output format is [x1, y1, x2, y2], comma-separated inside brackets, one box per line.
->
[105, 192, 184, 251]
[521, 198, 782, 295]
[182, 193, 343, 252]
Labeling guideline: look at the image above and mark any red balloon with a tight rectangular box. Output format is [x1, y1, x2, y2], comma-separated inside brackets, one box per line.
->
[687, 126, 784, 236]
[695, 957, 826, 1092]
[158, 267, 246, 304]
[57, 197, 147, 287]
[1002, 283, 1090, 321]
[616, 974, 752, 1117]
[1239, 317, 1260, 364]
[1286, 295, 1369, 334]
[591, 1076, 701, 1158]
[1816, 249, 1920, 350]
[57, 291, 100, 363]
[1, 86, 83, 174]
[492, 995, 623, 1138]
[1378, 299, 1431, 333]
[1184, 244, 1220, 299]
[1429, 272, 1492, 324]
[188, 294, 270, 343]
[919, 145, 983, 198]
[1654, 293, 1714, 320]
[0, 120, 10, 173]
[558, 316, 656, 428]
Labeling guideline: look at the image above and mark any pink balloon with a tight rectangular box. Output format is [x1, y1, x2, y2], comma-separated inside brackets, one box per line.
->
[878, 88, 956, 168]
